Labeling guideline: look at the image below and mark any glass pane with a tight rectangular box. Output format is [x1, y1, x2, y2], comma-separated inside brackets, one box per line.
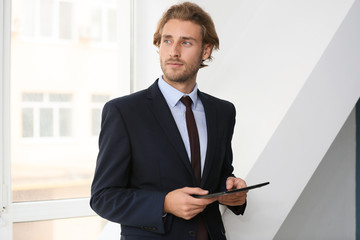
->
[59, 108, 72, 137]
[13, 216, 108, 240]
[40, 108, 54, 137]
[59, 2, 73, 39]
[22, 93, 43, 102]
[22, 108, 34, 138]
[39, 0, 54, 37]
[49, 93, 72, 102]
[11, 0, 127, 202]
[21, 0, 36, 37]
[108, 9, 117, 42]
[91, 8, 102, 41]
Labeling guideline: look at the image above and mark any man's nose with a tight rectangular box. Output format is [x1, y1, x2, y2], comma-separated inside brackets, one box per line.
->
[170, 43, 180, 57]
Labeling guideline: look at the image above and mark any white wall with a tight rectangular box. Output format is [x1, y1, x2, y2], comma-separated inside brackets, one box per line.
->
[273, 109, 356, 240]
[223, 0, 360, 238]
[131, 0, 360, 239]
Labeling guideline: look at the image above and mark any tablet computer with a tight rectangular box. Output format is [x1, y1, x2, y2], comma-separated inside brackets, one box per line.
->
[193, 181, 270, 199]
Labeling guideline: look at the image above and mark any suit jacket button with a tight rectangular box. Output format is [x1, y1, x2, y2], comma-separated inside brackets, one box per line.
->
[189, 231, 196, 237]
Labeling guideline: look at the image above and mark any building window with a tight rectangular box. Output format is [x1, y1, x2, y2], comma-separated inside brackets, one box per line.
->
[89, 1, 118, 43]
[91, 94, 110, 136]
[16, 0, 118, 44]
[59, 1, 73, 39]
[21, 93, 73, 138]
[20, 0, 74, 40]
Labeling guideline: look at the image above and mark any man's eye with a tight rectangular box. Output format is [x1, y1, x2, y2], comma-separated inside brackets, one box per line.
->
[183, 41, 191, 45]
[164, 39, 171, 44]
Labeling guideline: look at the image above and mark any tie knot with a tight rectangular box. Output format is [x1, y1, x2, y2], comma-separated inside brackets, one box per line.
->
[180, 96, 193, 108]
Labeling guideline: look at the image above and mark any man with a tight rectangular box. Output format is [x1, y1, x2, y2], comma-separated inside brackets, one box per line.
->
[90, 2, 247, 240]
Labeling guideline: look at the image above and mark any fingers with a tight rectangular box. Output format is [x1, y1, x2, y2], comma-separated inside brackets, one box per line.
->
[221, 177, 248, 206]
[226, 177, 234, 190]
[226, 177, 247, 191]
[182, 187, 217, 204]
[218, 191, 247, 206]
[163, 187, 216, 220]
[182, 187, 209, 196]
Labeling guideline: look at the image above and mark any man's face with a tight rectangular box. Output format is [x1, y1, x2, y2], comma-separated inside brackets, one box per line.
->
[159, 19, 211, 85]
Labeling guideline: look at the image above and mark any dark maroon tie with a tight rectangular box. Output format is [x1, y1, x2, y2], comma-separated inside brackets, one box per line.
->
[180, 96, 201, 185]
[180, 96, 208, 240]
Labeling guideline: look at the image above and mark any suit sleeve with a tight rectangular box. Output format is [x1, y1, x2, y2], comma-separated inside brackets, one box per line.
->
[220, 102, 246, 215]
[90, 101, 168, 234]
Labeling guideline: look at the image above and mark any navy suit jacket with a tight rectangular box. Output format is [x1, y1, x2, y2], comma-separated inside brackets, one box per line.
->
[90, 80, 245, 239]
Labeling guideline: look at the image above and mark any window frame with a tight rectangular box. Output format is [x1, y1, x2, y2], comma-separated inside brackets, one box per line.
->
[1, 0, 12, 238]
[0, 0, 132, 239]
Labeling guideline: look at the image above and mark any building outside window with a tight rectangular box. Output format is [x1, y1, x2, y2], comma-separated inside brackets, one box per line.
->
[3, 0, 131, 239]
[20, 0, 74, 40]
[89, 2, 118, 43]
[22, 93, 73, 138]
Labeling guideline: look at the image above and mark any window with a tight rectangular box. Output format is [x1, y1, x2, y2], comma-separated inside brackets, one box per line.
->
[1, 0, 131, 239]
[59, 1, 73, 39]
[21, 93, 73, 139]
[20, 0, 74, 40]
[89, 1, 118, 43]
[11, 0, 123, 203]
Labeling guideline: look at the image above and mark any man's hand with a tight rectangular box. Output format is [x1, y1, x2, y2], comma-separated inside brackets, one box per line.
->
[163, 187, 216, 220]
[217, 177, 247, 206]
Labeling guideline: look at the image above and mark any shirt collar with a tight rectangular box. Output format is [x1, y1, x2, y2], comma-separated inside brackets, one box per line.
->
[158, 76, 199, 108]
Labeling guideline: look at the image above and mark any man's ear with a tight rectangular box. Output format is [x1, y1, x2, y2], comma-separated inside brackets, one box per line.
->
[202, 44, 212, 60]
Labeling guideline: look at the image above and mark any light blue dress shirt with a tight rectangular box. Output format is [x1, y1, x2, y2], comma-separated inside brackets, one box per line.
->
[158, 76, 208, 176]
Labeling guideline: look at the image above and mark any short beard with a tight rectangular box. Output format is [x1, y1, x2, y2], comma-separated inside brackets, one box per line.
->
[160, 48, 204, 84]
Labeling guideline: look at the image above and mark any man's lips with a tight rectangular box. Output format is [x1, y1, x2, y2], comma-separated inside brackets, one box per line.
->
[166, 60, 184, 67]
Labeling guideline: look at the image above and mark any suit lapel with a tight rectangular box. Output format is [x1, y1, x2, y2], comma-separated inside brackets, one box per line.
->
[146, 81, 195, 179]
[198, 91, 217, 187]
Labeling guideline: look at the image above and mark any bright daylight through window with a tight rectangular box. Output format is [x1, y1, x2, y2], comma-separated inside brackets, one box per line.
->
[8, 0, 128, 239]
